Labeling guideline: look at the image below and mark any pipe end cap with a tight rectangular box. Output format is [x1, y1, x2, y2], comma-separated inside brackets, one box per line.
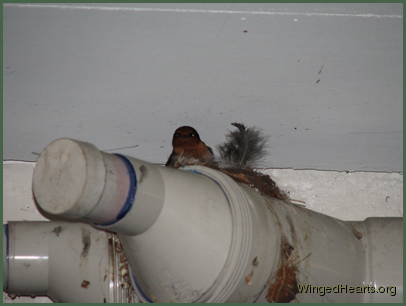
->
[32, 138, 106, 219]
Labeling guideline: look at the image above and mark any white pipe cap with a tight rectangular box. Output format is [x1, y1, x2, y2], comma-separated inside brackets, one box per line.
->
[3, 225, 7, 290]
[32, 138, 106, 220]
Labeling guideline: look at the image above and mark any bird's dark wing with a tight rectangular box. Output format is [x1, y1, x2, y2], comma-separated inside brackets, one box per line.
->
[207, 145, 214, 156]
[165, 152, 176, 167]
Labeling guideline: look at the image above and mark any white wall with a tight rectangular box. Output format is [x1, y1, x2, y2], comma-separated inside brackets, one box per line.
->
[4, 3, 403, 172]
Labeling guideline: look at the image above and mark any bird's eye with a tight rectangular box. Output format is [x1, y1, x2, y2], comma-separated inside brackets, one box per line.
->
[174, 133, 181, 137]
[190, 133, 196, 137]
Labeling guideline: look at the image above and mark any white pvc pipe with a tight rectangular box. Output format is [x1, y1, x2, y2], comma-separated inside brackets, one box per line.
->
[349, 218, 403, 302]
[32, 138, 164, 234]
[31, 138, 403, 303]
[4, 221, 137, 302]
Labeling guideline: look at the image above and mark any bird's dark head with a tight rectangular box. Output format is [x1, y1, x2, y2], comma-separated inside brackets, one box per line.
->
[172, 126, 201, 147]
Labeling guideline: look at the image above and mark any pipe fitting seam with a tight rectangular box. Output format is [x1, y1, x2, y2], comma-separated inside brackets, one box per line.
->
[97, 154, 137, 226]
[183, 166, 254, 302]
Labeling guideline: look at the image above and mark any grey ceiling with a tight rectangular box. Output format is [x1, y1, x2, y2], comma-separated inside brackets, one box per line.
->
[4, 3, 403, 171]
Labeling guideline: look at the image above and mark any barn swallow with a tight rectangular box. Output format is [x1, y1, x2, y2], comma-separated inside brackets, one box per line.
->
[165, 126, 215, 168]
[165, 123, 288, 202]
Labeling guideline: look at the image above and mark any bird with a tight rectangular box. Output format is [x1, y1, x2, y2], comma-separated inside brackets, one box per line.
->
[165, 126, 216, 168]
[165, 123, 289, 201]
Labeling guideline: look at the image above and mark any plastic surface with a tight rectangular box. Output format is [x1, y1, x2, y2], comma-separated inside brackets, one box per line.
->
[30, 138, 403, 303]
[118, 166, 234, 302]
[32, 138, 131, 224]
[3, 225, 8, 291]
[4, 221, 137, 302]
[351, 218, 403, 302]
